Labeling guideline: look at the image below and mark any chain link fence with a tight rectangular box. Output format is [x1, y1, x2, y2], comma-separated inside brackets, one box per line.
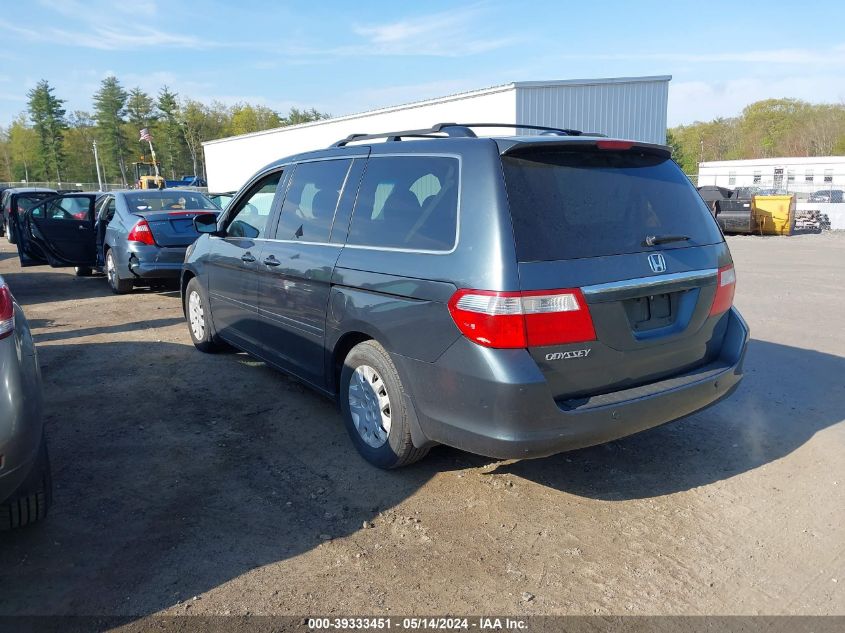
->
[687, 173, 843, 202]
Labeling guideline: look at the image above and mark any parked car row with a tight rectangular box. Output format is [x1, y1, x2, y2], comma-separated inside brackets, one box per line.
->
[3, 123, 750, 520]
[10, 189, 220, 293]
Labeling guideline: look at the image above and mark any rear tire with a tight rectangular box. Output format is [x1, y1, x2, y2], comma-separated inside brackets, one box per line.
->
[105, 249, 133, 294]
[185, 277, 224, 353]
[340, 340, 429, 469]
[0, 436, 52, 531]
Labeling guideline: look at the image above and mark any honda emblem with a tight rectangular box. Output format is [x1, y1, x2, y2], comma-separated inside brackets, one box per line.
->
[648, 253, 667, 273]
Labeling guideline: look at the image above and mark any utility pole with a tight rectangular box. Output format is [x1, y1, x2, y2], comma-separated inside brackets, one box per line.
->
[92, 141, 104, 191]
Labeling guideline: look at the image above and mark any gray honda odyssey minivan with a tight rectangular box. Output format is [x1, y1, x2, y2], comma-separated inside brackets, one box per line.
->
[182, 123, 749, 468]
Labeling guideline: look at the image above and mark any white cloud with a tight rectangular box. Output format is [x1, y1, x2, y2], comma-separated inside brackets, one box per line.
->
[349, 4, 519, 57]
[669, 76, 845, 126]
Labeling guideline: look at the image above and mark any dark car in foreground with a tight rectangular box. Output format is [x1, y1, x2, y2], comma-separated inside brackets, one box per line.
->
[1, 187, 57, 244]
[11, 189, 219, 293]
[182, 123, 749, 469]
[0, 274, 51, 529]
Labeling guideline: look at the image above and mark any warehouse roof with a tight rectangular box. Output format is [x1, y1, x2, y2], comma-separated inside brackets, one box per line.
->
[202, 76, 672, 146]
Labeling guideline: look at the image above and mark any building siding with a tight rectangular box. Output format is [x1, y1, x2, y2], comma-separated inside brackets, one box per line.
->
[515, 78, 669, 145]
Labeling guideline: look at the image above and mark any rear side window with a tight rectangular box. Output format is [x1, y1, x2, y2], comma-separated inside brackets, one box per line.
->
[33, 196, 93, 221]
[275, 159, 351, 242]
[348, 156, 459, 251]
[502, 150, 724, 262]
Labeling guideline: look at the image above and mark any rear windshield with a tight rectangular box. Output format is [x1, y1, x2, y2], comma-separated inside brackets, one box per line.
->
[502, 150, 724, 262]
[124, 191, 216, 213]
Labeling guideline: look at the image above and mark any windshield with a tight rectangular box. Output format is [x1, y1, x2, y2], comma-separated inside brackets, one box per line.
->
[124, 191, 217, 213]
[502, 149, 724, 262]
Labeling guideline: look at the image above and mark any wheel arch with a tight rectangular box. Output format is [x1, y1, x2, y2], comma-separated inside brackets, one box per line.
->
[331, 331, 373, 395]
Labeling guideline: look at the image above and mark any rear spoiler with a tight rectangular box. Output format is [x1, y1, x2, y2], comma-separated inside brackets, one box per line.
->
[498, 138, 672, 159]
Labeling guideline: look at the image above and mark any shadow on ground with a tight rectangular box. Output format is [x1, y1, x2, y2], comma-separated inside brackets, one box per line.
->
[3, 269, 180, 306]
[494, 339, 845, 499]
[0, 334, 842, 616]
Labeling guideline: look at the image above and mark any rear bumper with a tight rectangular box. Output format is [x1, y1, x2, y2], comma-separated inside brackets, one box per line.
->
[396, 307, 749, 460]
[126, 244, 187, 279]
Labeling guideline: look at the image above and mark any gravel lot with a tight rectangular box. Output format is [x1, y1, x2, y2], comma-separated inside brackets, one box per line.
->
[0, 234, 842, 619]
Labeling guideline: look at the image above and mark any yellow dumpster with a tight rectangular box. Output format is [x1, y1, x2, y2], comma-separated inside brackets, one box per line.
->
[752, 195, 796, 235]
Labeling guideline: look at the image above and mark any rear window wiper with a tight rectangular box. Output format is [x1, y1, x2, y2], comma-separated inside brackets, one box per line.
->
[644, 234, 691, 246]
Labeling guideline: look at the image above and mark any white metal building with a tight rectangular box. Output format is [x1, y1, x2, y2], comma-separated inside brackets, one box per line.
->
[697, 156, 845, 193]
[203, 76, 671, 192]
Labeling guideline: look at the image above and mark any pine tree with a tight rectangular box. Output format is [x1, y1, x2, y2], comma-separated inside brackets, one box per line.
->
[156, 86, 184, 179]
[93, 76, 130, 185]
[26, 80, 67, 182]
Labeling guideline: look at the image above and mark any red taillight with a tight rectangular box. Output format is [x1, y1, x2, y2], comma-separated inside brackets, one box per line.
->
[596, 140, 634, 150]
[127, 219, 156, 245]
[0, 282, 15, 341]
[448, 288, 596, 349]
[709, 264, 736, 316]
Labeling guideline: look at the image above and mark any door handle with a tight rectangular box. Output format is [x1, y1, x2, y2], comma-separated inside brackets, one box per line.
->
[241, 252, 256, 263]
[78, 225, 87, 230]
[263, 255, 281, 267]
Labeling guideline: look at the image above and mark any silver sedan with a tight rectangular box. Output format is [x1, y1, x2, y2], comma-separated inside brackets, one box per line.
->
[0, 274, 51, 529]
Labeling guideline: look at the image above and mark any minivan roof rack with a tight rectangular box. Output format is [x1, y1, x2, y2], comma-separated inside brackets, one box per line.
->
[330, 122, 584, 147]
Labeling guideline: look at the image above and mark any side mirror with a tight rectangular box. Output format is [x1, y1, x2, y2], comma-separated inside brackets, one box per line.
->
[193, 213, 220, 235]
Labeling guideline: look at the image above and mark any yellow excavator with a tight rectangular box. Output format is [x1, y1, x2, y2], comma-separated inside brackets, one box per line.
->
[132, 160, 165, 189]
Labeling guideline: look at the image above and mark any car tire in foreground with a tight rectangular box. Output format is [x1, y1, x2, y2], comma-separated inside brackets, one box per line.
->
[105, 249, 133, 294]
[185, 277, 225, 353]
[0, 435, 52, 531]
[340, 340, 429, 469]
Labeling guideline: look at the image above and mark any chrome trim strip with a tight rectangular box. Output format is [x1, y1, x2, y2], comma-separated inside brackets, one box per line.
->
[582, 268, 718, 298]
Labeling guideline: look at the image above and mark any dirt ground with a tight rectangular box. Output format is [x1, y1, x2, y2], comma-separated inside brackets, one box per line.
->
[0, 233, 842, 619]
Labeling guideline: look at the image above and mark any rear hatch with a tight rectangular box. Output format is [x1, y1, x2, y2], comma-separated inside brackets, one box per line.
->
[500, 140, 733, 401]
[125, 191, 219, 247]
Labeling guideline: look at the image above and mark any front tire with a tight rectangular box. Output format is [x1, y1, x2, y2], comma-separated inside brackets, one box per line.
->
[185, 277, 224, 352]
[340, 340, 429, 469]
[0, 436, 52, 531]
[105, 249, 133, 294]
[5, 216, 16, 244]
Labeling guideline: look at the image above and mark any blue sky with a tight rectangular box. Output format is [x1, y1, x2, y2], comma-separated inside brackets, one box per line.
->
[1, 0, 844, 128]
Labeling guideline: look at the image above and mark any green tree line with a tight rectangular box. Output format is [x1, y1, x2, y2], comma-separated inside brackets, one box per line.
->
[0, 76, 329, 186]
[669, 98, 845, 174]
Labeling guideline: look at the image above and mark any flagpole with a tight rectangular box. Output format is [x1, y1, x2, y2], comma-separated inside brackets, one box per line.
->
[147, 139, 161, 180]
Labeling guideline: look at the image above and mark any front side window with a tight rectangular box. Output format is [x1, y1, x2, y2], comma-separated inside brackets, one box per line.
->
[275, 159, 351, 242]
[347, 156, 459, 251]
[805, 170, 814, 183]
[728, 172, 736, 185]
[753, 171, 762, 184]
[824, 169, 833, 183]
[225, 171, 282, 239]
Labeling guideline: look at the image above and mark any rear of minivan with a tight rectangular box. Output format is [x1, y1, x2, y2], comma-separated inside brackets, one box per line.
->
[406, 137, 749, 459]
